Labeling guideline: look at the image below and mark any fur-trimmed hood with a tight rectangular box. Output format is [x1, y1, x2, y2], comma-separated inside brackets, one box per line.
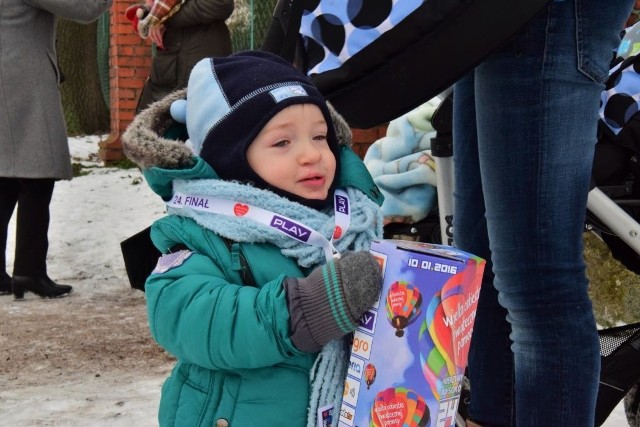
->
[122, 89, 194, 170]
[121, 89, 354, 171]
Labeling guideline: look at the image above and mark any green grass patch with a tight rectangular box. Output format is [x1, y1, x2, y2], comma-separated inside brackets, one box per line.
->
[72, 162, 94, 177]
[108, 157, 138, 170]
[585, 232, 640, 327]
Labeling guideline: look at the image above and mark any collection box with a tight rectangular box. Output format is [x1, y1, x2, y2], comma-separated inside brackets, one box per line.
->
[338, 239, 485, 427]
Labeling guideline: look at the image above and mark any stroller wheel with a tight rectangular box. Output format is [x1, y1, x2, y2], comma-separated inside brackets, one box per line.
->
[626, 382, 640, 427]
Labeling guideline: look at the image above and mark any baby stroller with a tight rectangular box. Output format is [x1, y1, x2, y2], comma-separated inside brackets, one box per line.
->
[587, 27, 640, 426]
[261, 1, 640, 426]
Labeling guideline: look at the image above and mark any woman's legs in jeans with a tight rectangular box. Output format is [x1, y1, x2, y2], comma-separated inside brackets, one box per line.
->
[453, 1, 633, 425]
[454, 75, 514, 425]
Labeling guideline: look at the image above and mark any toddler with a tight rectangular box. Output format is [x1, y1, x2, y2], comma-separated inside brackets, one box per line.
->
[122, 51, 384, 427]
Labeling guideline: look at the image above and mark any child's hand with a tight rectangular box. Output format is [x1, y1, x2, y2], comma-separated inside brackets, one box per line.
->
[283, 251, 382, 352]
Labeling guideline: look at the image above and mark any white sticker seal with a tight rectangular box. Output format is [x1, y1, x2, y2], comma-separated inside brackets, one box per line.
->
[269, 85, 308, 103]
[152, 250, 193, 274]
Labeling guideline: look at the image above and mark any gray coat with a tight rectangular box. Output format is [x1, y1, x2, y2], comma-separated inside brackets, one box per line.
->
[0, 0, 112, 180]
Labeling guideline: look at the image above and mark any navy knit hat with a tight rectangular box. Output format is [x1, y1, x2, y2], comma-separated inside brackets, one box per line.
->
[171, 51, 341, 206]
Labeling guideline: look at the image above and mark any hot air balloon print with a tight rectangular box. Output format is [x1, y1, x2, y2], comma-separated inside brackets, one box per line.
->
[370, 387, 430, 427]
[418, 317, 449, 401]
[439, 266, 472, 370]
[425, 291, 456, 376]
[364, 363, 377, 389]
[385, 281, 422, 337]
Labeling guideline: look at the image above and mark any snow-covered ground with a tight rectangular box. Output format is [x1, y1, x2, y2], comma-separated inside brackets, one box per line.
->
[0, 135, 170, 426]
[0, 135, 630, 426]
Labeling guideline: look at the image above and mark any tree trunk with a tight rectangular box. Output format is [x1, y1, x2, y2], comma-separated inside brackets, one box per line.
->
[56, 19, 110, 136]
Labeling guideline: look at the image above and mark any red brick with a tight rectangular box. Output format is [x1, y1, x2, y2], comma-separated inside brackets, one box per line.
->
[119, 34, 146, 46]
[120, 79, 145, 89]
[119, 100, 140, 110]
[119, 111, 136, 121]
[118, 56, 149, 67]
[133, 47, 151, 56]
[111, 2, 132, 15]
[98, 134, 124, 162]
[351, 128, 379, 143]
[116, 68, 136, 78]
[135, 69, 150, 79]
[119, 89, 138, 100]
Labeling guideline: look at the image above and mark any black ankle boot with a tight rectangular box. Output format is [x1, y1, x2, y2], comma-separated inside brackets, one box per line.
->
[0, 272, 11, 295]
[12, 275, 73, 299]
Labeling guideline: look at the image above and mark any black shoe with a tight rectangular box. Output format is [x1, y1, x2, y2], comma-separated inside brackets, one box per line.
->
[0, 272, 11, 295]
[50, 281, 73, 293]
[12, 275, 73, 299]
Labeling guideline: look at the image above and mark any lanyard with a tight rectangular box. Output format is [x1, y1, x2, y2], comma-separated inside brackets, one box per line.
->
[167, 189, 351, 262]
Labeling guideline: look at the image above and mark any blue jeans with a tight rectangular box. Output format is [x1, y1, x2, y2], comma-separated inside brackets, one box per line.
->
[452, 1, 633, 425]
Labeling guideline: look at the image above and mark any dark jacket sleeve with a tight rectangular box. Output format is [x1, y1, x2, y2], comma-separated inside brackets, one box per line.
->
[165, 0, 234, 28]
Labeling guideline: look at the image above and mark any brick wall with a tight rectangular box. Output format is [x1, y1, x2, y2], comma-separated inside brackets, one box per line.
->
[351, 125, 388, 160]
[99, 0, 151, 162]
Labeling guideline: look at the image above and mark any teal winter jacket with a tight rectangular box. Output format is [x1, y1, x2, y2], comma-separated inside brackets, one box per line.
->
[122, 90, 383, 427]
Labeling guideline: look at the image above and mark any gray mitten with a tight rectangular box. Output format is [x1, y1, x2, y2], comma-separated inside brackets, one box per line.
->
[284, 251, 383, 352]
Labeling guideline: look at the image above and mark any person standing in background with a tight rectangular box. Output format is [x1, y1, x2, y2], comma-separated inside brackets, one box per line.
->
[453, 1, 634, 426]
[134, 0, 234, 111]
[0, 0, 112, 299]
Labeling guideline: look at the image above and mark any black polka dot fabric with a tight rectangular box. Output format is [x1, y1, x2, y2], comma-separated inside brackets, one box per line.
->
[600, 56, 640, 135]
[300, 0, 422, 75]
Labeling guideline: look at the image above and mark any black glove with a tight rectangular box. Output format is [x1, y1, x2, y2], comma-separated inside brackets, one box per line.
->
[284, 251, 382, 352]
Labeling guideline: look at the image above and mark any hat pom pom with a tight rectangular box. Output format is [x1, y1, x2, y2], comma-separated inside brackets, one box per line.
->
[170, 99, 187, 124]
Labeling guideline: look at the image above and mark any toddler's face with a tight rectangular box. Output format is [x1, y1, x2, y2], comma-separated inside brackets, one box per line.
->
[247, 104, 336, 200]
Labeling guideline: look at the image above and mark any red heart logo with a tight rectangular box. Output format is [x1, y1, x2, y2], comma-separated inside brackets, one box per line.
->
[233, 203, 249, 216]
[333, 225, 343, 240]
